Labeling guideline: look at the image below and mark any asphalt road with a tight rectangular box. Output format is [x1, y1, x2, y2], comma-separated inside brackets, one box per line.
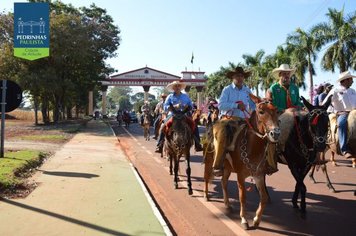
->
[110, 120, 356, 236]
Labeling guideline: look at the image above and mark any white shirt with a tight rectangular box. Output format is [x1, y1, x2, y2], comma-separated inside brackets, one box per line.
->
[323, 85, 356, 112]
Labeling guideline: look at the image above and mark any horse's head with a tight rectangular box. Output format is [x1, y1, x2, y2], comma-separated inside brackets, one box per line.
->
[169, 103, 193, 153]
[250, 94, 280, 143]
[211, 108, 220, 124]
[301, 96, 331, 151]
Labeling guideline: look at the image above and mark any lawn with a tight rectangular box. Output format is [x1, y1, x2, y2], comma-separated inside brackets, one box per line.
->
[0, 150, 47, 191]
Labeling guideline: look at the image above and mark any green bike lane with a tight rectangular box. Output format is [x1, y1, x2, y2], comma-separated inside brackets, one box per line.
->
[0, 120, 171, 236]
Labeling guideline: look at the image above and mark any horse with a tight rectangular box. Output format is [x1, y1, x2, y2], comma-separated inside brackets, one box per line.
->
[202, 107, 221, 201]
[192, 108, 202, 126]
[164, 104, 194, 195]
[122, 112, 130, 127]
[212, 94, 280, 229]
[308, 110, 356, 191]
[116, 112, 123, 126]
[276, 96, 332, 218]
[142, 113, 151, 141]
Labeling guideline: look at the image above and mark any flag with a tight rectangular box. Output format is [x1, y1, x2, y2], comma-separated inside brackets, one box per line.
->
[191, 52, 194, 64]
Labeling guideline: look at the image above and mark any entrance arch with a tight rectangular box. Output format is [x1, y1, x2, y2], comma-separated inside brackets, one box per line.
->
[90, 66, 207, 115]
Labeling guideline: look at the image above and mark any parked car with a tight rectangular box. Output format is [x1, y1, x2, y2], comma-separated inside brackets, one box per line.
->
[130, 112, 138, 123]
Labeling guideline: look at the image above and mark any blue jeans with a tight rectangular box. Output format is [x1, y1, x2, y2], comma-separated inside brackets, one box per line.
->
[153, 114, 162, 133]
[337, 113, 349, 153]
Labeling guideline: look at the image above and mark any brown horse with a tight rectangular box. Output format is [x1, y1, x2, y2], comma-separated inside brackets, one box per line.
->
[123, 112, 130, 127]
[142, 113, 151, 141]
[212, 94, 280, 229]
[164, 105, 194, 195]
[192, 109, 202, 125]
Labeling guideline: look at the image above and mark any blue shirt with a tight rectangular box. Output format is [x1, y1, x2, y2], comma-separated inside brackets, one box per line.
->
[218, 83, 256, 118]
[164, 92, 193, 115]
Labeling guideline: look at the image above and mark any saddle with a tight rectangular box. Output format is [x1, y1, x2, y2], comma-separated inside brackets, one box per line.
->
[328, 111, 356, 155]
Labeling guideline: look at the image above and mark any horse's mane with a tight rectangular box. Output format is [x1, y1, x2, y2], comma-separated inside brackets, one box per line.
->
[279, 108, 307, 151]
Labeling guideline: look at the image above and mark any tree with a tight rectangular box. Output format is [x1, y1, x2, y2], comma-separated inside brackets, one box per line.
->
[242, 49, 265, 97]
[287, 27, 321, 101]
[312, 8, 356, 72]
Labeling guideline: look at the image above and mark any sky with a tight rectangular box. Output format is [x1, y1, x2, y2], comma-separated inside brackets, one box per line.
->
[1, 0, 355, 98]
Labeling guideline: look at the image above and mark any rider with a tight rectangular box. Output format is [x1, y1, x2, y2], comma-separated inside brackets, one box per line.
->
[207, 98, 218, 124]
[155, 80, 203, 153]
[153, 93, 167, 139]
[218, 66, 256, 119]
[322, 71, 356, 159]
[266, 64, 303, 112]
[140, 101, 151, 126]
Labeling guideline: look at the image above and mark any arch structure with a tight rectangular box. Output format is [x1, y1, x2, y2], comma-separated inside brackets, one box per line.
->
[90, 66, 207, 116]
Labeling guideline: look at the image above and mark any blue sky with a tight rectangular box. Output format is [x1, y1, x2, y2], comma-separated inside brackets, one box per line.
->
[2, 0, 355, 97]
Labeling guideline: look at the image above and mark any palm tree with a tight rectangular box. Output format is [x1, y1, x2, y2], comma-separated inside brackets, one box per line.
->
[287, 27, 321, 101]
[312, 8, 356, 73]
[242, 49, 265, 97]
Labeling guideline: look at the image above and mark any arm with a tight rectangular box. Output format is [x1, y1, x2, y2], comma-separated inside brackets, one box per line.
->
[218, 86, 237, 112]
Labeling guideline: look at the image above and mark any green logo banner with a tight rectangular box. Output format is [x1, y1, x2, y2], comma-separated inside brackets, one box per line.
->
[14, 3, 50, 60]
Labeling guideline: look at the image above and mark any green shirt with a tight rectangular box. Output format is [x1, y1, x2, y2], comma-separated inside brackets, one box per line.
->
[269, 82, 303, 112]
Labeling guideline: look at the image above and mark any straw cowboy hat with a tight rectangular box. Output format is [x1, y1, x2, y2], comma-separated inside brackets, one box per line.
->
[337, 71, 356, 83]
[226, 66, 251, 79]
[160, 93, 167, 98]
[272, 64, 296, 80]
[166, 80, 187, 92]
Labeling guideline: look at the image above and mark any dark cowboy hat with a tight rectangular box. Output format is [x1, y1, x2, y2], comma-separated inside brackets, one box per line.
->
[324, 83, 333, 89]
[226, 66, 251, 79]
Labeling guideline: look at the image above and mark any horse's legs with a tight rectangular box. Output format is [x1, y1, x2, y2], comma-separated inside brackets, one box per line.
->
[203, 155, 213, 201]
[169, 153, 173, 175]
[300, 181, 307, 218]
[174, 157, 179, 189]
[185, 155, 193, 195]
[320, 164, 336, 192]
[237, 174, 249, 229]
[308, 165, 317, 183]
[253, 175, 268, 228]
[221, 168, 231, 208]
[290, 167, 301, 209]
[330, 150, 337, 166]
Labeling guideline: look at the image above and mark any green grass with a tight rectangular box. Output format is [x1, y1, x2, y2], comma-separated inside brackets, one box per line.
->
[0, 150, 47, 190]
[20, 134, 68, 141]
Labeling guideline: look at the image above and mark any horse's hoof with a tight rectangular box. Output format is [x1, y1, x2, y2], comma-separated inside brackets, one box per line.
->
[241, 222, 249, 230]
[300, 211, 307, 219]
[253, 219, 260, 228]
[174, 184, 178, 189]
[188, 189, 193, 195]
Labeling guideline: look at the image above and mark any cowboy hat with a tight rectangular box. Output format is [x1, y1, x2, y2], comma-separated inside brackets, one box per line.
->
[337, 71, 356, 83]
[271, 64, 296, 80]
[226, 66, 251, 79]
[166, 80, 187, 92]
[160, 93, 167, 98]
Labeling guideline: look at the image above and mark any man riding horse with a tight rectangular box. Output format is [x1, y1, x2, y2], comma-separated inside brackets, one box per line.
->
[322, 70, 356, 159]
[140, 101, 151, 126]
[153, 93, 167, 139]
[155, 80, 203, 153]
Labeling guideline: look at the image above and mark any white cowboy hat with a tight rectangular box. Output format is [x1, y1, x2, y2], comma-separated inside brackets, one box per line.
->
[337, 71, 356, 83]
[166, 80, 187, 92]
[271, 64, 296, 80]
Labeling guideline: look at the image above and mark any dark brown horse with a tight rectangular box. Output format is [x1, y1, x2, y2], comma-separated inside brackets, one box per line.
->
[212, 94, 280, 229]
[164, 105, 194, 195]
[123, 112, 130, 127]
[308, 110, 356, 191]
[276, 96, 331, 218]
